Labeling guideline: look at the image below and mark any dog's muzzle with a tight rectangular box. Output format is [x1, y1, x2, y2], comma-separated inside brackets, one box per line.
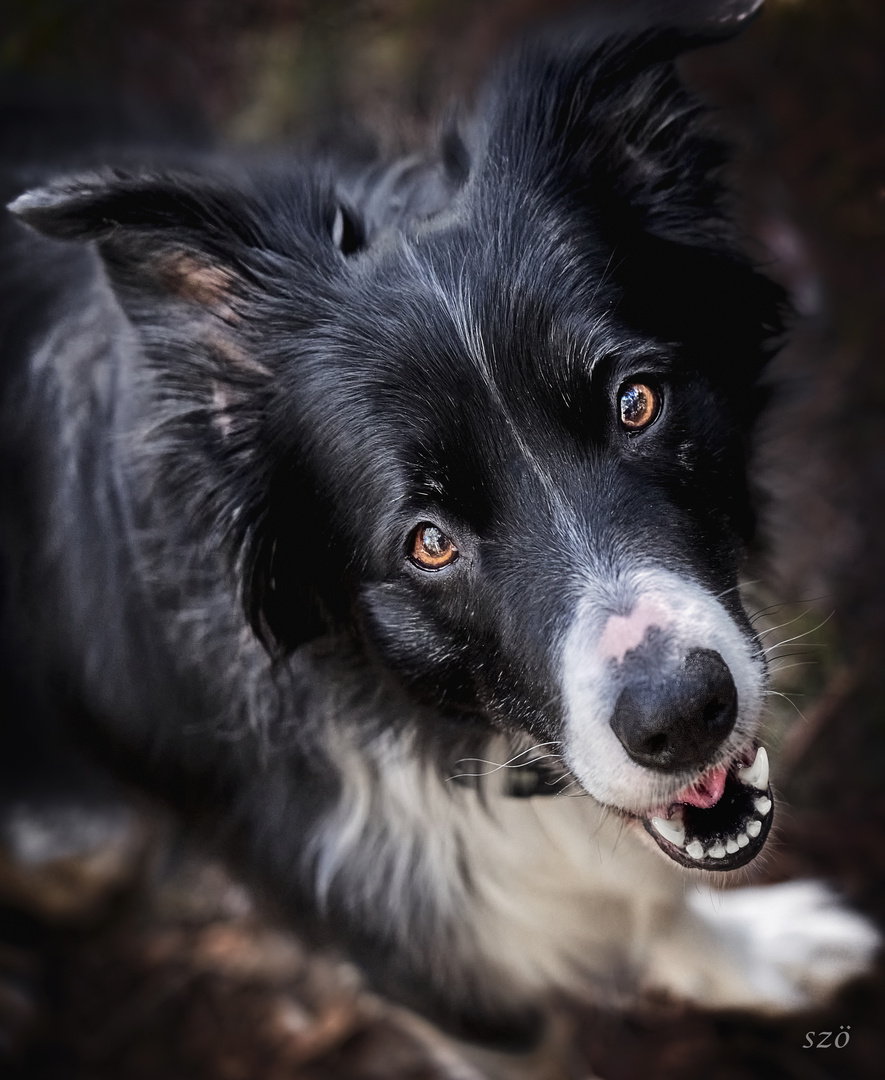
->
[608, 646, 773, 871]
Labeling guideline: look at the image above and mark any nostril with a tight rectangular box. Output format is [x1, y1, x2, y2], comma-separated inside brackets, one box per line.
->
[642, 732, 668, 757]
[702, 687, 737, 734]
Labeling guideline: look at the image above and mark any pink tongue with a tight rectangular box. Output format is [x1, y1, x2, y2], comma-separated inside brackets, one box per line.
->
[676, 766, 728, 809]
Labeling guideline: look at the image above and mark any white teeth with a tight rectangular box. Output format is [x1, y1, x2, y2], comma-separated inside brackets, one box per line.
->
[737, 746, 769, 791]
[651, 815, 686, 847]
[667, 768, 771, 861]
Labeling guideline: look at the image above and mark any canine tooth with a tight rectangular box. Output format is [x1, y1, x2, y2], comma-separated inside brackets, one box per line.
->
[737, 746, 769, 791]
[685, 840, 706, 860]
[736, 832, 750, 848]
[707, 843, 726, 859]
[725, 838, 739, 854]
[754, 796, 772, 816]
[739, 747, 773, 790]
[651, 816, 686, 847]
[746, 819, 762, 838]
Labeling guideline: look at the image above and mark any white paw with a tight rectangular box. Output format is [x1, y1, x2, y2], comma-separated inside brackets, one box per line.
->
[688, 880, 881, 1012]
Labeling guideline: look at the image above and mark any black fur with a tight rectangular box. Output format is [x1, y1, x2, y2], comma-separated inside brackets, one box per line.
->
[1, 1, 785, 1044]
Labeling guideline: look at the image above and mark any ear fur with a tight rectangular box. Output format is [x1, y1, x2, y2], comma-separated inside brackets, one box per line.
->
[8, 168, 286, 248]
[475, 0, 784, 372]
[9, 168, 346, 657]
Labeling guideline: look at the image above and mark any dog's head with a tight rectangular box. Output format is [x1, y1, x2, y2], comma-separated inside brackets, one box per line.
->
[10, 0, 783, 872]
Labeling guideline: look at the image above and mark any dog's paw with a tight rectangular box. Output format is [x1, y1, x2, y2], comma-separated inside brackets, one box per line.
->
[685, 879, 881, 1012]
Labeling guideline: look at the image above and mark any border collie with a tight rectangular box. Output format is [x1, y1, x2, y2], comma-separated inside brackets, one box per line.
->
[0, 0, 878, 1050]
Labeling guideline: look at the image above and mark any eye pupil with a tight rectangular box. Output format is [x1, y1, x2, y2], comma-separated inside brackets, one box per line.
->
[423, 525, 446, 556]
[409, 523, 458, 570]
[619, 382, 659, 430]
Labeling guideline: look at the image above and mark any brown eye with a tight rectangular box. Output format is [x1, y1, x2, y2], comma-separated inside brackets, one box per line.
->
[619, 382, 660, 431]
[409, 523, 459, 570]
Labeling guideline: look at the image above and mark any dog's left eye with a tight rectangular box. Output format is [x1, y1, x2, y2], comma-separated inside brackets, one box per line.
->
[618, 382, 660, 431]
[408, 523, 459, 571]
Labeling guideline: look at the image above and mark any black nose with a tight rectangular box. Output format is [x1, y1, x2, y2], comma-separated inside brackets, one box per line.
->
[609, 648, 738, 772]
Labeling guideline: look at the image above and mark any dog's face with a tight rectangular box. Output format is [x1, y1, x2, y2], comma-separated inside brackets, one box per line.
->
[265, 199, 776, 872]
[10, 3, 782, 873]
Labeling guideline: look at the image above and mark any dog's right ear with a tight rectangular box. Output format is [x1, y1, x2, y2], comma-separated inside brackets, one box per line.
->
[6, 168, 325, 314]
[8, 169, 229, 243]
[7, 165, 360, 312]
[10, 169, 348, 658]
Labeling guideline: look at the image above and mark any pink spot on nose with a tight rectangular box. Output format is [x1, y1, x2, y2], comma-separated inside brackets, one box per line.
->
[598, 599, 672, 662]
[675, 766, 728, 809]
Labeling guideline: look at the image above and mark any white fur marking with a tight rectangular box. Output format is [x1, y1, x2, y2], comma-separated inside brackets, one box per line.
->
[644, 881, 882, 1011]
[311, 724, 682, 999]
[561, 568, 765, 813]
[598, 598, 672, 662]
[310, 724, 880, 1013]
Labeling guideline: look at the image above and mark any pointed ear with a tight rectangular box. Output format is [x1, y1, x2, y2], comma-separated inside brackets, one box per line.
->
[589, 0, 765, 41]
[474, 0, 783, 383]
[9, 169, 344, 658]
[9, 171, 224, 242]
[7, 170, 271, 320]
[477, 0, 767, 243]
[523, 0, 765, 53]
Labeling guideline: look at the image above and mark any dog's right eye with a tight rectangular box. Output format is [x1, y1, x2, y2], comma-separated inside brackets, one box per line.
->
[618, 382, 660, 432]
[408, 523, 459, 571]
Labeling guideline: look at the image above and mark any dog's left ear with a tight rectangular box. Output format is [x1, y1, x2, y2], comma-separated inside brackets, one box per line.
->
[599, 0, 765, 41]
[599, 0, 786, 392]
[478, 0, 769, 237]
[477, 0, 784, 389]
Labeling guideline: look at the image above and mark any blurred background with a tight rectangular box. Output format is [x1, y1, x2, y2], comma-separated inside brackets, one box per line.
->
[1, 0, 884, 1077]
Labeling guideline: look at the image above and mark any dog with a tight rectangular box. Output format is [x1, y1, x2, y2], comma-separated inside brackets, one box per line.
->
[0, 0, 879, 1053]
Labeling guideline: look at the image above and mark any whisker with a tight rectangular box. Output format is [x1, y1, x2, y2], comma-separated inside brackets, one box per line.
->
[555, 777, 587, 798]
[748, 595, 831, 624]
[749, 601, 795, 624]
[764, 611, 834, 653]
[447, 755, 562, 782]
[765, 643, 825, 660]
[456, 741, 559, 767]
[756, 608, 813, 640]
[767, 661, 818, 675]
[717, 580, 761, 601]
[763, 688, 810, 722]
[448, 741, 563, 782]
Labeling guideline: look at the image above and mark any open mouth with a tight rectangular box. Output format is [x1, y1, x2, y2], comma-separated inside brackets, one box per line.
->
[640, 746, 774, 871]
[475, 740, 773, 873]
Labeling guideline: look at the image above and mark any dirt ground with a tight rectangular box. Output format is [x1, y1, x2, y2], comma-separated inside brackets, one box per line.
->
[1, 1, 884, 1077]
